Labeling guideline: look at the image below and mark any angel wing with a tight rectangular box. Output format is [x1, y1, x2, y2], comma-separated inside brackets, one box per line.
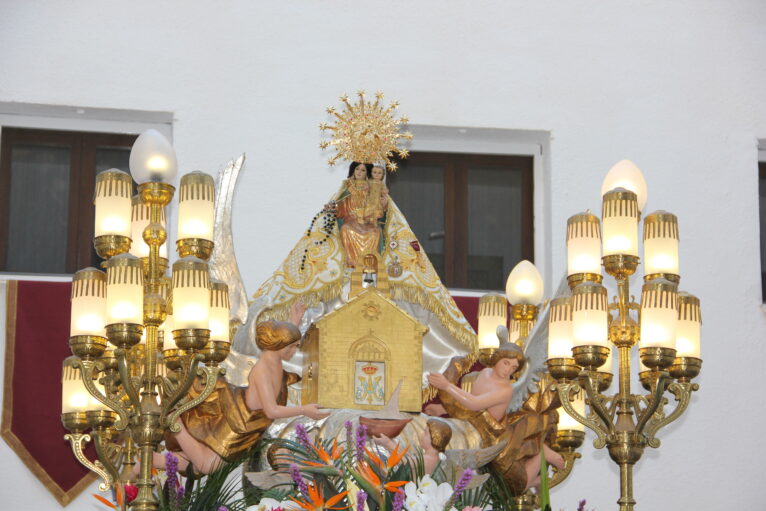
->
[210, 154, 248, 325]
[507, 273, 570, 412]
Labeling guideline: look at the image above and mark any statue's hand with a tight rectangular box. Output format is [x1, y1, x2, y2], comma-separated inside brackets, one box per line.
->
[289, 299, 307, 326]
[302, 403, 330, 420]
[373, 434, 397, 452]
[427, 372, 450, 390]
[424, 403, 447, 417]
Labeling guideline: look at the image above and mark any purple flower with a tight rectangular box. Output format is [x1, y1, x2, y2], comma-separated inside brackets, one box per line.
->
[392, 489, 405, 511]
[295, 423, 313, 450]
[453, 468, 474, 500]
[577, 500, 587, 511]
[345, 420, 354, 461]
[355, 424, 368, 462]
[218, 507, 229, 511]
[165, 451, 179, 482]
[176, 487, 185, 501]
[290, 463, 309, 496]
[357, 490, 368, 511]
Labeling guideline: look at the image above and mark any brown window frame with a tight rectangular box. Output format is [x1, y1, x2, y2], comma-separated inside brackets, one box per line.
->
[0, 127, 137, 274]
[396, 151, 534, 289]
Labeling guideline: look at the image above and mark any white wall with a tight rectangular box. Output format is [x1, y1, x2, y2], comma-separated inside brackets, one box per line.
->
[1, 1, 765, 509]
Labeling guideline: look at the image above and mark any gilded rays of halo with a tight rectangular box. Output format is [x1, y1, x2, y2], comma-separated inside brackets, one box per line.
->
[319, 90, 413, 171]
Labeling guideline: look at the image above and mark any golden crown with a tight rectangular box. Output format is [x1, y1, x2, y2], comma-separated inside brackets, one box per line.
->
[319, 90, 412, 171]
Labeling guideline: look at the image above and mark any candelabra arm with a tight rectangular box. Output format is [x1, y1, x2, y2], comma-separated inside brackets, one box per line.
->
[91, 431, 123, 487]
[63, 433, 114, 492]
[643, 382, 698, 448]
[164, 365, 223, 433]
[70, 358, 130, 430]
[115, 349, 142, 411]
[581, 373, 616, 441]
[160, 354, 204, 423]
[554, 382, 610, 449]
[634, 372, 670, 436]
[548, 451, 581, 489]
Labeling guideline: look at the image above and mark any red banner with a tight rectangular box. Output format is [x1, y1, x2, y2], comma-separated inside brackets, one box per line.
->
[2, 281, 96, 506]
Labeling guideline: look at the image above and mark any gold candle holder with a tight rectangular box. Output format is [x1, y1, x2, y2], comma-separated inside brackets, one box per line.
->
[555, 429, 585, 451]
[603, 253, 640, 280]
[177, 238, 215, 260]
[200, 340, 231, 366]
[639, 347, 677, 370]
[668, 356, 702, 383]
[86, 410, 118, 431]
[572, 345, 609, 371]
[61, 411, 89, 433]
[162, 349, 182, 372]
[643, 211, 680, 283]
[105, 323, 143, 349]
[547, 358, 581, 382]
[69, 335, 108, 360]
[94, 234, 131, 260]
[172, 328, 210, 351]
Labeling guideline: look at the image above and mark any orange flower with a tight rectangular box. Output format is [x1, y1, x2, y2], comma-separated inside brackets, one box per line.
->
[92, 494, 116, 509]
[291, 481, 349, 510]
[386, 444, 409, 469]
[305, 439, 344, 467]
[356, 462, 408, 494]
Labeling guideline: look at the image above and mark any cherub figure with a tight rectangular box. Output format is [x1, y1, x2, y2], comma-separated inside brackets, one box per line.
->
[426, 343, 564, 493]
[366, 164, 389, 224]
[374, 418, 452, 475]
[156, 302, 328, 474]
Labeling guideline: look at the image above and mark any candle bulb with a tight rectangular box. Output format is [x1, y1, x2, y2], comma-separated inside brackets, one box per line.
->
[571, 282, 609, 348]
[601, 160, 648, 213]
[172, 256, 210, 330]
[567, 212, 602, 277]
[129, 129, 178, 184]
[643, 211, 679, 280]
[61, 365, 91, 414]
[209, 280, 231, 343]
[70, 268, 106, 338]
[105, 253, 144, 326]
[547, 297, 573, 359]
[477, 293, 508, 350]
[94, 169, 132, 239]
[178, 171, 215, 242]
[639, 278, 679, 350]
[505, 260, 544, 305]
[676, 292, 701, 358]
[602, 188, 640, 257]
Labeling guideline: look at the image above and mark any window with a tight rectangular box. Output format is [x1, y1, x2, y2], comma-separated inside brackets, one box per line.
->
[390, 152, 534, 290]
[0, 127, 137, 274]
[760, 161, 766, 301]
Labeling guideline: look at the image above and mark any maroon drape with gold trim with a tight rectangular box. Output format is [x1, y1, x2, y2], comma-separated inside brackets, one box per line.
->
[2, 281, 96, 506]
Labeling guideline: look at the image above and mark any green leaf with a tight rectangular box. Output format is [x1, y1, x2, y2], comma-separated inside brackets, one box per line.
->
[538, 436, 551, 511]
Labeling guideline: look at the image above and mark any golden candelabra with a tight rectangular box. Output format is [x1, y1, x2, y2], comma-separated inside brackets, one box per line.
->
[477, 269, 585, 511]
[60, 130, 231, 511]
[546, 161, 701, 511]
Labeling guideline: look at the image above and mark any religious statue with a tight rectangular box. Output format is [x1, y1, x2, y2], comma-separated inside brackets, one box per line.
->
[333, 162, 386, 268]
[426, 343, 564, 494]
[159, 303, 328, 474]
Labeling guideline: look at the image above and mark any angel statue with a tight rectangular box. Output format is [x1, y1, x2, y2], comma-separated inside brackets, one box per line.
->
[426, 342, 565, 494]
[144, 302, 328, 475]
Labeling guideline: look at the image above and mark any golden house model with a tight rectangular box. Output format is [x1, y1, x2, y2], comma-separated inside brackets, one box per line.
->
[301, 287, 427, 412]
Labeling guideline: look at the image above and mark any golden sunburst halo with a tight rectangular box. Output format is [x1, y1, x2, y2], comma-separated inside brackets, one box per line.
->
[319, 90, 412, 172]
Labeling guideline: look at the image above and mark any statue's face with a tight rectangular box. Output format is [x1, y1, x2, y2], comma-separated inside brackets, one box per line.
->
[494, 357, 520, 379]
[353, 164, 368, 180]
[371, 166, 384, 181]
[280, 342, 299, 361]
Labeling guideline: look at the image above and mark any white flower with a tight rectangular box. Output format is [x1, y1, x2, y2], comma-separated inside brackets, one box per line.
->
[247, 497, 296, 511]
[403, 476, 455, 511]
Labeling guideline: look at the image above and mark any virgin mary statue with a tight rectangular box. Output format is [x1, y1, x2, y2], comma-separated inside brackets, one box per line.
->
[210, 157, 477, 392]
